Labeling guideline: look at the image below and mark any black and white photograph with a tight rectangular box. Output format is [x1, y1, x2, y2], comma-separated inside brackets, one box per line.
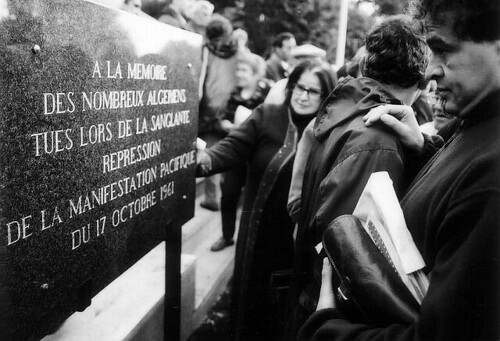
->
[0, 0, 498, 340]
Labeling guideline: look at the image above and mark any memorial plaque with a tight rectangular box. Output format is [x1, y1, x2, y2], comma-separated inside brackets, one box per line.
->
[0, 1, 201, 339]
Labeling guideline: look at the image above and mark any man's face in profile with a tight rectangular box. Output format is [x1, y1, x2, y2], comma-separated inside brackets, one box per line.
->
[425, 13, 500, 117]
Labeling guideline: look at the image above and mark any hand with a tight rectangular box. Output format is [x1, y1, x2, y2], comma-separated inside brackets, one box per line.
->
[196, 149, 212, 174]
[196, 138, 207, 164]
[316, 258, 336, 311]
[220, 119, 235, 133]
[196, 149, 205, 164]
[363, 104, 425, 153]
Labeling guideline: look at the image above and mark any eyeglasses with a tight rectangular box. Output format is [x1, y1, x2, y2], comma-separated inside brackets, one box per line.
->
[428, 93, 444, 108]
[292, 84, 323, 100]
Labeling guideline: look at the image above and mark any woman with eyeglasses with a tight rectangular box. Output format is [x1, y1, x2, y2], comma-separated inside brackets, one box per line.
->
[196, 59, 337, 340]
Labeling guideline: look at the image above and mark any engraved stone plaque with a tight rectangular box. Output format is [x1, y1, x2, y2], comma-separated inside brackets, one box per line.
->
[0, 1, 201, 339]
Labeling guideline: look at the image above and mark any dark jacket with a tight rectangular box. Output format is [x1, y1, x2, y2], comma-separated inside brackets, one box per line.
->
[298, 89, 500, 340]
[198, 103, 314, 339]
[288, 76, 413, 337]
[265, 54, 288, 82]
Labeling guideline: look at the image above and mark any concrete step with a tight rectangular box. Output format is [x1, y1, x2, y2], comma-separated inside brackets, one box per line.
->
[42, 243, 197, 341]
[182, 196, 222, 255]
[42, 178, 231, 341]
[189, 234, 235, 331]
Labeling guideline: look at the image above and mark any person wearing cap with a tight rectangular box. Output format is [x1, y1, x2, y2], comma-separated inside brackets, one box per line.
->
[291, 43, 327, 63]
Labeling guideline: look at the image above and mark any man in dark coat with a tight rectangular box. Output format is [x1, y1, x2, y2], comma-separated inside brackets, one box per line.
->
[299, 0, 500, 339]
[265, 32, 296, 82]
[197, 60, 337, 340]
[286, 15, 430, 338]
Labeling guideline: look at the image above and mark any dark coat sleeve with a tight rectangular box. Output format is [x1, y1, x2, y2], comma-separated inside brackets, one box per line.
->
[197, 105, 265, 176]
[313, 138, 406, 241]
[299, 180, 500, 340]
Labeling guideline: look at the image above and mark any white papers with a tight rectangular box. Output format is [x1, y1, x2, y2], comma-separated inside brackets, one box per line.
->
[234, 105, 253, 126]
[353, 172, 425, 274]
[196, 137, 206, 150]
[353, 171, 429, 303]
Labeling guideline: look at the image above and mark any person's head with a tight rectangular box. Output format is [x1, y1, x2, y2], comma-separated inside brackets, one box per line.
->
[362, 15, 428, 90]
[205, 13, 233, 42]
[272, 32, 297, 62]
[233, 28, 248, 50]
[411, 0, 500, 117]
[121, 0, 142, 14]
[171, 0, 195, 17]
[285, 60, 337, 115]
[236, 52, 266, 89]
[188, 0, 214, 28]
[428, 90, 452, 130]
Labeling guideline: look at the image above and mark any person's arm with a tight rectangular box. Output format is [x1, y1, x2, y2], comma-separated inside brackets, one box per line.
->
[363, 104, 426, 153]
[363, 104, 444, 177]
[197, 105, 265, 177]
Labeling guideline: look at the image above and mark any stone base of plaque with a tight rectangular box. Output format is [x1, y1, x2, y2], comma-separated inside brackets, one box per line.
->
[42, 243, 197, 341]
[41, 181, 236, 341]
[181, 185, 238, 335]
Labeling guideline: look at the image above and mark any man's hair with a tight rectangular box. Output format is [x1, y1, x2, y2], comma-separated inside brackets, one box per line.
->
[285, 59, 337, 105]
[272, 32, 295, 48]
[409, 0, 500, 42]
[362, 15, 428, 88]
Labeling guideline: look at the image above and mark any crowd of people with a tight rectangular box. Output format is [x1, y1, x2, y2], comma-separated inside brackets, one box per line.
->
[125, 0, 499, 340]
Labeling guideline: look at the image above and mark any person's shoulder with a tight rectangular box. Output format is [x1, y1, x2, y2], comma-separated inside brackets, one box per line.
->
[260, 101, 282, 111]
[258, 102, 287, 117]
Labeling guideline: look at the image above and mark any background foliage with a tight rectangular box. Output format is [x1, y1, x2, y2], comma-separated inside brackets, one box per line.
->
[143, 0, 408, 64]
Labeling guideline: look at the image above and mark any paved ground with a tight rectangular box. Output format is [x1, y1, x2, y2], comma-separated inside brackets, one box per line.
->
[187, 281, 232, 341]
